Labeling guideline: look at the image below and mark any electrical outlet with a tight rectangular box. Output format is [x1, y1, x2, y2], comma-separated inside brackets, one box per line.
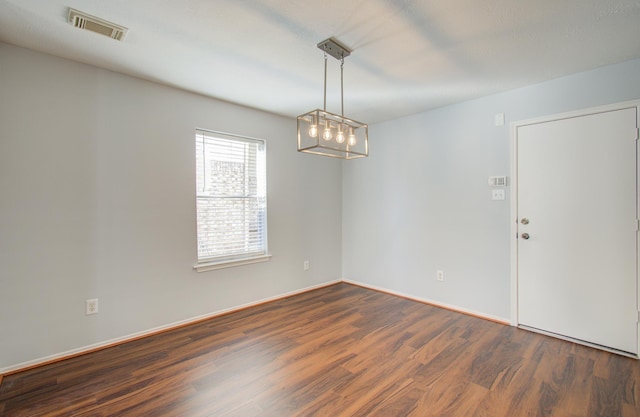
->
[492, 189, 505, 201]
[86, 299, 98, 315]
[437, 270, 444, 281]
[303, 260, 310, 271]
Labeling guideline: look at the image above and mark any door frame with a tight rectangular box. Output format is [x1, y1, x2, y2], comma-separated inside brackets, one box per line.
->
[509, 100, 640, 357]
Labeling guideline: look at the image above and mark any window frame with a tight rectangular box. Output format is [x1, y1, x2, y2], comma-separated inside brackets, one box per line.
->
[193, 129, 270, 272]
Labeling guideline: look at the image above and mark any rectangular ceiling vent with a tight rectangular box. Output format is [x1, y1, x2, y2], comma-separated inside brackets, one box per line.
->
[68, 8, 128, 41]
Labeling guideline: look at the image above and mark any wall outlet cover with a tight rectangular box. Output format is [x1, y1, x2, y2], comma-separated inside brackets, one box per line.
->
[492, 189, 506, 200]
[86, 299, 98, 315]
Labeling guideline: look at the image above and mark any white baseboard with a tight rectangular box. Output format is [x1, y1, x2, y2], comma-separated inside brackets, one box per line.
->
[2, 278, 510, 375]
[1, 280, 342, 375]
[342, 278, 510, 325]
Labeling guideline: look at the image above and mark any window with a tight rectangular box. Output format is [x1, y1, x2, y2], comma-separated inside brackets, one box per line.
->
[194, 129, 269, 271]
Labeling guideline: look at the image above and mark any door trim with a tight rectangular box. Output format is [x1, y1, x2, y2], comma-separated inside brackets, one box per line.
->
[509, 99, 640, 357]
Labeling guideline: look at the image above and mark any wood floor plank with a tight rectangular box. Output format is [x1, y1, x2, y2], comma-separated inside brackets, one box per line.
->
[1, 283, 639, 416]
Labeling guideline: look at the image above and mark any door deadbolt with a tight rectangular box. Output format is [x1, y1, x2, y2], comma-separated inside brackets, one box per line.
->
[521, 233, 530, 240]
[521, 218, 530, 225]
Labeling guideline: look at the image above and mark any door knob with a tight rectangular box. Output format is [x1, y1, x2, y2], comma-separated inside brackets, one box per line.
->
[521, 233, 530, 240]
[521, 218, 530, 225]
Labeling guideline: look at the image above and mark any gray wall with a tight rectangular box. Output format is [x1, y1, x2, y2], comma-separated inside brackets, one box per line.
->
[3, 40, 640, 372]
[343, 57, 640, 321]
[0, 43, 343, 372]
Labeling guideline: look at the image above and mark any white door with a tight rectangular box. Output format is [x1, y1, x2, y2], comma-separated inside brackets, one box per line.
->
[516, 105, 638, 355]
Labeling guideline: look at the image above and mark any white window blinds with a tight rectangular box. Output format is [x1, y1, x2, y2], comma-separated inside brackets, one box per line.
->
[195, 130, 267, 265]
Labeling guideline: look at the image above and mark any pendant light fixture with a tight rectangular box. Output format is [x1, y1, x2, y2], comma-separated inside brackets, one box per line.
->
[297, 38, 368, 159]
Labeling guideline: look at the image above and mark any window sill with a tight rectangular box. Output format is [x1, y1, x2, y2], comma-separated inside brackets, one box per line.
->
[193, 254, 272, 272]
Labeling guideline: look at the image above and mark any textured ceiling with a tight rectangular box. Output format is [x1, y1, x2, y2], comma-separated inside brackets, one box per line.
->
[1, 0, 640, 123]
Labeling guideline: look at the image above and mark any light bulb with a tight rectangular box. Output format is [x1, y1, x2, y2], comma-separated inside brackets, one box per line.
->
[308, 124, 318, 138]
[322, 120, 332, 141]
[323, 128, 333, 141]
[336, 125, 346, 144]
[347, 128, 357, 146]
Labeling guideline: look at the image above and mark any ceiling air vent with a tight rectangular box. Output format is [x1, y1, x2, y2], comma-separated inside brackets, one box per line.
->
[68, 8, 128, 41]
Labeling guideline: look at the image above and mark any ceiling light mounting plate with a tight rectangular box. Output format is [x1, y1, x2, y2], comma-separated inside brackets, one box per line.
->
[317, 38, 351, 60]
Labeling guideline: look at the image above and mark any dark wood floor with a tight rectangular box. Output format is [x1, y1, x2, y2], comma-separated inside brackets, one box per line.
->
[1, 283, 639, 416]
